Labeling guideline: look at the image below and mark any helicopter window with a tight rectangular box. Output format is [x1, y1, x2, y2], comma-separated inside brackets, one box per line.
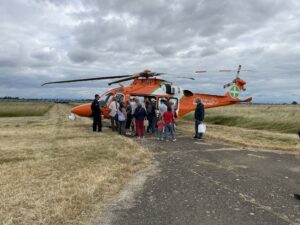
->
[99, 93, 113, 107]
[183, 90, 193, 97]
[115, 94, 124, 102]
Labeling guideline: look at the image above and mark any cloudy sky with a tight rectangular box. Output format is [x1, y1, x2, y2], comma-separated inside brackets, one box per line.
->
[0, 0, 299, 102]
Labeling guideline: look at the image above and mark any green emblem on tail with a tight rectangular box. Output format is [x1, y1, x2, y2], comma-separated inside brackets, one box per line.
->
[229, 85, 240, 98]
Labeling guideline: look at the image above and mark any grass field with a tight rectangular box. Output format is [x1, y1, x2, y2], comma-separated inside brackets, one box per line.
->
[0, 102, 54, 117]
[181, 104, 300, 152]
[183, 104, 300, 134]
[0, 104, 151, 225]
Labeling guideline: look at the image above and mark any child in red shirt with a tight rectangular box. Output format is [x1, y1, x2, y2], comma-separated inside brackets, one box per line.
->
[163, 106, 176, 142]
[156, 117, 165, 140]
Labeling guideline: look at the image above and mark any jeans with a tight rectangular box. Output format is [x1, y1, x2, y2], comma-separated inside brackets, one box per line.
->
[147, 116, 157, 133]
[195, 120, 203, 139]
[164, 123, 175, 140]
[156, 129, 163, 139]
[110, 116, 118, 131]
[118, 121, 126, 135]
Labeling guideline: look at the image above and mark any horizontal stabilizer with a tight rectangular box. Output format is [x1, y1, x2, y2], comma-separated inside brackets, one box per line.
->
[230, 97, 252, 103]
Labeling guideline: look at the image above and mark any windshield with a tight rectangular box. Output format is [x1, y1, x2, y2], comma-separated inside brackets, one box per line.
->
[99, 93, 112, 103]
[99, 93, 113, 107]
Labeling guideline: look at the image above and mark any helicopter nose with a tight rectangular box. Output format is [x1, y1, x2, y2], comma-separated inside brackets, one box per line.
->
[71, 103, 92, 117]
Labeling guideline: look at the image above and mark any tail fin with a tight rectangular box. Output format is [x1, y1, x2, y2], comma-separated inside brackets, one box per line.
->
[224, 77, 247, 99]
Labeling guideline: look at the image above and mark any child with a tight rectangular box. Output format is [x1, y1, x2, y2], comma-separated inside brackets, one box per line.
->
[163, 106, 176, 142]
[156, 117, 165, 141]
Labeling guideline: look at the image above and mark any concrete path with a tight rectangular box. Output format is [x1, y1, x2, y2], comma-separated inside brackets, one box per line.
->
[96, 131, 300, 225]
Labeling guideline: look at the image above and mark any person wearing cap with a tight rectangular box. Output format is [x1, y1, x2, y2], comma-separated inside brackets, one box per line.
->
[158, 98, 168, 116]
[91, 94, 102, 132]
[147, 98, 157, 134]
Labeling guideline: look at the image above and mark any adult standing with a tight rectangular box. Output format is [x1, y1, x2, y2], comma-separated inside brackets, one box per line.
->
[158, 98, 168, 116]
[108, 97, 119, 131]
[194, 97, 205, 140]
[130, 97, 139, 135]
[91, 94, 102, 132]
[133, 102, 147, 139]
[117, 102, 127, 135]
[125, 100, 132, 135]
[147, 98, 157, 134]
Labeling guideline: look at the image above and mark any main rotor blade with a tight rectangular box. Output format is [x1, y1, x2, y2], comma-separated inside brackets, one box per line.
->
[108, 75, 139, 86]
[151, 72, 166, 77]
[219, 69, 255, 72]
[41, 75, 131, 86]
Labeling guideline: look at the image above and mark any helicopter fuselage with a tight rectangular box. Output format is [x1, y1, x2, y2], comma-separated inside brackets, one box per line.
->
[71, 78, 252, 119]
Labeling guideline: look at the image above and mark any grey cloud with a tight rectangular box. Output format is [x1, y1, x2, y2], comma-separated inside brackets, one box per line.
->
[68, 48, 99, 63]
[0, 0, 299, 101]
[30, 50, 57, 62]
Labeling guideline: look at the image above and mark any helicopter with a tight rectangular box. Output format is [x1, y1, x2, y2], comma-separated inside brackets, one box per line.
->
[42, 65, 252, 119]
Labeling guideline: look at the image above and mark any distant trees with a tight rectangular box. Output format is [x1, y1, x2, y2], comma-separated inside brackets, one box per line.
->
[292, 101, 298, 105]
[0, 96, 20, 99]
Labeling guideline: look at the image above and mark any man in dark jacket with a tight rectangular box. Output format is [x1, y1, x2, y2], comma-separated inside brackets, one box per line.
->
[194, 97, 205, 139]
[91, 94, 102, 132]
[147, 98, 157, 134]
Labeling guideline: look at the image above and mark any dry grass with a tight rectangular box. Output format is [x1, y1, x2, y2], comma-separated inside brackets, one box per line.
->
[0, 104, 151, 225]
[180, 105, 300, 153]
[0, 102, 53, 117]
[183, 104, 300, 134]
[179, 120, 299, 152]
[181, 104, 300, 152]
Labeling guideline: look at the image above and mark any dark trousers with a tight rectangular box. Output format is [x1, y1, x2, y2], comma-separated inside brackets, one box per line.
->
[93, 116, 102, 132]
[110, 116, 118, 131]
[118, 121, 126, 135]
[195, 120, 203, 139]
[147, 116, 157, 133]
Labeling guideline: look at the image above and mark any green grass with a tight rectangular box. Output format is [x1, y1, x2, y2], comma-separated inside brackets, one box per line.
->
[183, 104, 300, 134]
[0, 102, 53, 117]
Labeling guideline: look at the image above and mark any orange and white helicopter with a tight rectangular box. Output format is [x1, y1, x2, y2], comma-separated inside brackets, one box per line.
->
[42, 65, 252, 119]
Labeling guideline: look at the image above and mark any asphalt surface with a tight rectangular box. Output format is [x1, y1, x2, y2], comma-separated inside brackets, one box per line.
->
[96, 131, 300, 225]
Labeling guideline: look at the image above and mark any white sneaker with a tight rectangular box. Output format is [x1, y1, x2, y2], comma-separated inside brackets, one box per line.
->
[172, 139, 176, 142]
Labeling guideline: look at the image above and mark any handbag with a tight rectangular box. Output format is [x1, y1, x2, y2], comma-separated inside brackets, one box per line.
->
[198, 123, 206, 133]
[118, 110, 126, 121]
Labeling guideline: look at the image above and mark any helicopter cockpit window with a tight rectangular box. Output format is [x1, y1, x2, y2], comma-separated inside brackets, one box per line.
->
[115, 94, 124, 103]
[99, 93, 112, 107]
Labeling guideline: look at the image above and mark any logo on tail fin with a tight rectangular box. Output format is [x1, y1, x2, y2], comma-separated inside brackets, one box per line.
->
[229, 85, 240, 98]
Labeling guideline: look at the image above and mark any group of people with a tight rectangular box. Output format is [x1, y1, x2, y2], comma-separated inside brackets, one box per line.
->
[107, 96, 177, 141]
[91, 94, 205, 141]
